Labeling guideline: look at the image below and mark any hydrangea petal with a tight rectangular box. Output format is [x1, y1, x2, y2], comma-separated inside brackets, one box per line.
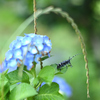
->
[36, 44, 44, 51]
[29, 46, 37, 54]
[13, 41, 22, 49]
[0, 60, 7, 73]
[9, 40, 17, 49]
[17, 36, 24, 41]
[35, 54, 42, 63]
[25, 52, 34, 59]
[7, 58, 17, 68]
[33, 35, 43, 45]
[21, 36, 32, 45]
[43, 36, 52, 47]
[13, 49, 23, 60]
[24, 58, 34, 70]
[5, 50, 13, 61]
[43, 45, 51, 53]
[21, 46, 28, 56]
[24, 33, 36, 38]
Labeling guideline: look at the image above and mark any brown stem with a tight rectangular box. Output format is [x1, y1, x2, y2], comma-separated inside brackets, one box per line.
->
[33, 0, 37, 34]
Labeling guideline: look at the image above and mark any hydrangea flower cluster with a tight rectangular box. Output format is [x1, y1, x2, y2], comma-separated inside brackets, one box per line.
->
[0, 33, 52, 73]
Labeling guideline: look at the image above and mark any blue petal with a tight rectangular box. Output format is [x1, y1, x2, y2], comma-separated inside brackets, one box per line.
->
[36, 44, 44, 51]
[43, 36, 52, 47]
[14, 41, 22, 49]
[24, 58, 34, 70]
[2, 60, 7, 69]
[17, 36, 24, 41]
[25, 51, 34, 59]
[21, 46, 28, 56]
[47, 53, 50, 57]
[7, 58, 17, 70]
[24, 33, 36, 38]
[5, 50, 13, 61]
[33, 35, 44, 45]
[9, 37, 22, 50]
[21, 36, 32, 45]
[24, 52, 34, 70]
[9, 40, 17, 49]
[29, 46, 37, 54]
[26, 62, 33, 70]
[43, 44, 51, 53]
[13, 49, 23, 60]
[0, 60, 7, 73]
[35, 54, 42, 63]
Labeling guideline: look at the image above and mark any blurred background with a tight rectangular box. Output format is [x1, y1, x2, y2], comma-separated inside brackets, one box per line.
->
[0, 0, 100, 100]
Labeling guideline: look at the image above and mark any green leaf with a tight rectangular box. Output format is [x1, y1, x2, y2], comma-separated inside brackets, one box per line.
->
[0, 76, 10, 99]
[34, 82, 64, 100]
[0, 69, 9, 77]
[0, 76, 8, 89]
[40, 55, 52, 61]
[6, 70, 29, 84]
[33, 77, 39, 88]
[39, 82, 59, 93]
[38, 66, 55, 84]
[24, 65, 36, 78]
[27, 96, 34, 100]
[10, 84, 18, 91]
[51, 64, 67, 75]
[2, 81, 10, 98]
[9, 83, 38, 100]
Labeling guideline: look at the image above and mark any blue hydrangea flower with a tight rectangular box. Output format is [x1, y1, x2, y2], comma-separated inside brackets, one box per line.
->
[53, 76, 72, 97]
[0, 33, 52, 73]
[41, 76, 72, 97]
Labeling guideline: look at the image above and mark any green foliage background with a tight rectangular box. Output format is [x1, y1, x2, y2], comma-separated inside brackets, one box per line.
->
[0, 0, 100, 100]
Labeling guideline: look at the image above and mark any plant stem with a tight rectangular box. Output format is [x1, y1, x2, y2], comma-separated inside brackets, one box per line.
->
[33, 0, 37, 34]
[33, 66, 36, 78]
[40, 60, 43, 69]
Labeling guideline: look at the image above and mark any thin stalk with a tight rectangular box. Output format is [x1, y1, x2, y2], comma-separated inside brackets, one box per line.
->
[33, 0, 37, 34]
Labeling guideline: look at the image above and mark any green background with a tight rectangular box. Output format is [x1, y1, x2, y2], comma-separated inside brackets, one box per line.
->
[0, 0, 100, 100]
